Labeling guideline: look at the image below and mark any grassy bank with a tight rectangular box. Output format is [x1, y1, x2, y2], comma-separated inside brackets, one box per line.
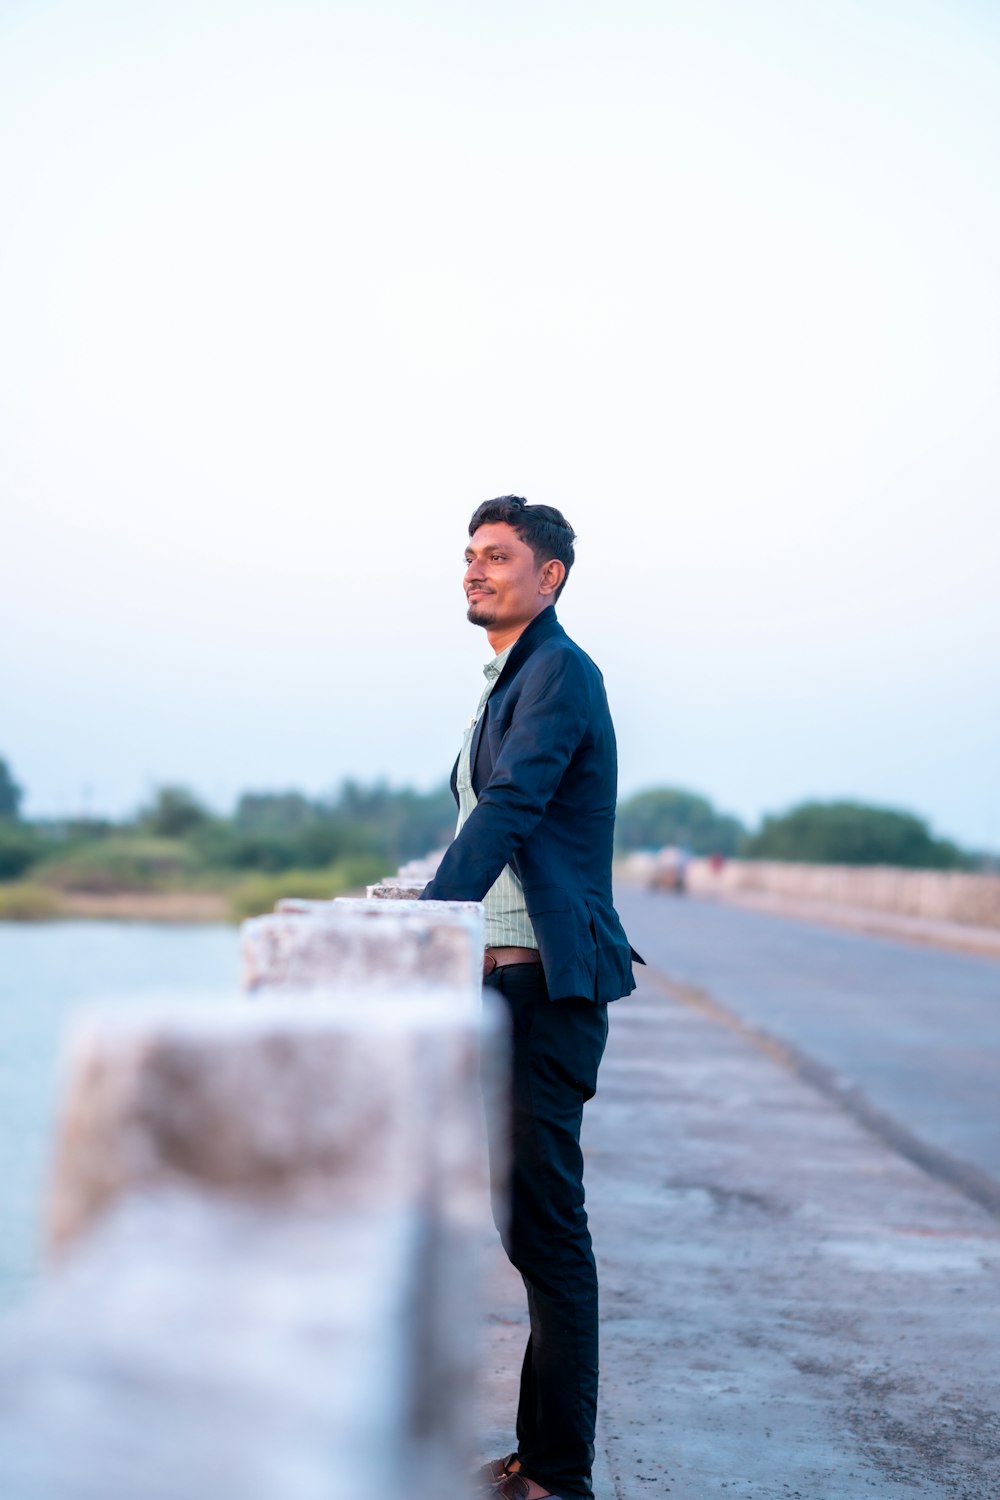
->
[0, 883, 65, 921]
[0, 856, 386, 924]
[0, 779, 452, 923]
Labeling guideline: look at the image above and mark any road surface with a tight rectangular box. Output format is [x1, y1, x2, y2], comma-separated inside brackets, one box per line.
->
[617, 887, 1000, 1205]
[476, 890, 1000, 1498]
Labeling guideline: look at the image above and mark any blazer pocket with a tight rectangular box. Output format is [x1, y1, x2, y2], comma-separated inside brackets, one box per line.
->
[524, 885, 571, 915]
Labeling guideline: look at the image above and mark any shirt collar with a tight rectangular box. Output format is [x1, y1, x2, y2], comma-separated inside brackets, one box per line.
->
[483, 643, 513, 683]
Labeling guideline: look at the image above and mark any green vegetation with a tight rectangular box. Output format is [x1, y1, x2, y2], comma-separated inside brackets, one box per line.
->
[138, 785, 210, 838]
[743, 801, 973, 869]
[0, 748, 986, 922]
[617, 789, 979, 870]
[0, 757, 22, 821]
[616, 787, 746, 856]
[0, 822, 44, 879]
[38, 835, 203, 893]
[0, 883, 61, 920]
[0, 756, 457, 920]
[228, 856, 388, 921]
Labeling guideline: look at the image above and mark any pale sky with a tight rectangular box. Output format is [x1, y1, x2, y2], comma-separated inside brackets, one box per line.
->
[1, 0, 998, 850]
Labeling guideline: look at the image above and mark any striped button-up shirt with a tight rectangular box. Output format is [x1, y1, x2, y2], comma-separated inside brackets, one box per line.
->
[455, 645, 538, 949]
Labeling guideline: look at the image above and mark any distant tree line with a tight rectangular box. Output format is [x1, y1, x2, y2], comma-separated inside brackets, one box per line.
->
[740, 800, 970, 869]
[615, 788, 746, 857]
[0, 757, 457, 891]
[0, 758, 21, 821]
[0, 757, 37, 879]
[0, 753, 987, 887]
[614, 786, 977, 869]
[140, 781, 458, 873]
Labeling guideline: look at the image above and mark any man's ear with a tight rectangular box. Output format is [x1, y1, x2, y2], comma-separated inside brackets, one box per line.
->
[539, 558, 566, 597]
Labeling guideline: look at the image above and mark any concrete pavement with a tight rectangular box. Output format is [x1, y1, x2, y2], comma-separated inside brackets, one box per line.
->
[475, 930, 1000, 1498]
[616, 890, 1000, 1204]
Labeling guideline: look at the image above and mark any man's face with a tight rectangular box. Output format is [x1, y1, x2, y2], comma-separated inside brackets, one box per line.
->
[464, 522, 554, 644]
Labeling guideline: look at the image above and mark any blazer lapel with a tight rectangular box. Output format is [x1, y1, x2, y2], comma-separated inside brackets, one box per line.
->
[470, 609, 564, 795]
[496, 606, 563, 687]
[469, 702, 490, 793]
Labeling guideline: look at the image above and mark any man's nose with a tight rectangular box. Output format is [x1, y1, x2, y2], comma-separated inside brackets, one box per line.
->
[464, 557, 485, 583]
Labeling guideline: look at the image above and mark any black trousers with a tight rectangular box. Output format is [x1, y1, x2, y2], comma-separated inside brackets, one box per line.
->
[483, 963, 609, 1500]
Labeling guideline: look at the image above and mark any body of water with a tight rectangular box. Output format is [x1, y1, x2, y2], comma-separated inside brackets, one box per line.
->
[0, 921, 240, 1313]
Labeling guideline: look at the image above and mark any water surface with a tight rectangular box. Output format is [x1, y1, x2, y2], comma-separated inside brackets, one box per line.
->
[0, 921, 240, 1312]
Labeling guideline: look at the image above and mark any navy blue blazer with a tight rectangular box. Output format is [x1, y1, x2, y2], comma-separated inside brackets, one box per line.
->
[420, 606, 642, 1003]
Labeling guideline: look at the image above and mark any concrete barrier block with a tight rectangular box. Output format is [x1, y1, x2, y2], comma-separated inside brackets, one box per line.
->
[0, 1190, 469, 1500]
[31, 989, 505, 1497]
[46, 993, 489, 1256]
[273, 896, 334, 913]
[241, 901, 484, 998]
[4, 847, 504, 1500]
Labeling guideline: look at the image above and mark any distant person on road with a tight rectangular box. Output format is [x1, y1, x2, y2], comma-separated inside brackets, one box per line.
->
[420, 495, 642, 1500]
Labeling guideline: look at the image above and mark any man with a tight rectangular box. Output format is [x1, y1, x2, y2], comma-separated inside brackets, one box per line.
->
[420, 496, 641, 1500]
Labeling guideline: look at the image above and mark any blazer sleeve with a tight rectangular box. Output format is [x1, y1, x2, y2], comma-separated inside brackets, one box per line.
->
[421, 647, 591, 902]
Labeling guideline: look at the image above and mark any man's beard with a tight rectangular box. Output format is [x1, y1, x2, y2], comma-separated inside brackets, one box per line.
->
[466, 600, 496, 627]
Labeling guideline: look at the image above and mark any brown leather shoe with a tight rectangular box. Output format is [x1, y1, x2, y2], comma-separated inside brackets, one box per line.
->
[474, 1453, 517, 1490]
[490, 1477, 531, 1500]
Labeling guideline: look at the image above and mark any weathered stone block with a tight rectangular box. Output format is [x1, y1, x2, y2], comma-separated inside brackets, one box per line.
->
[367, 879, 428, 899]
[30, 988, 507, 1498]
[0, 1191, 466, 1500]
[242, 901, 484, 998]
[46, 993, 490, 1256]
[11, 872, 505, 1500]
[273, 895, 335, 913]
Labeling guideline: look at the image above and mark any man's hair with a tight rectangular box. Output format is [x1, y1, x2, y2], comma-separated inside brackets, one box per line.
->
[469, 495, 576, 602]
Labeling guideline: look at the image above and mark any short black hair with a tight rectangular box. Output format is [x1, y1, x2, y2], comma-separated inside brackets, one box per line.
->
[468, 495, 576, 602]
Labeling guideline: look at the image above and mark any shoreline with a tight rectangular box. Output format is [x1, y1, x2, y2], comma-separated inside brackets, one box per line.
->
[0, 878, 375, 923]
[0, 889, 233, 923]
[58, 891, 233, 922]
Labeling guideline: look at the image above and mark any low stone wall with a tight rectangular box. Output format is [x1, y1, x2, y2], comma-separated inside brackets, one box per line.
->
[686, 859, 1000, 930]
[244, 897, 482, 996]
[0, 877, 493, 1500]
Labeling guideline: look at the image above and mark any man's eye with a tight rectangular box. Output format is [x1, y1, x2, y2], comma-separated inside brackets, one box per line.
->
[491, 553, 505, 561]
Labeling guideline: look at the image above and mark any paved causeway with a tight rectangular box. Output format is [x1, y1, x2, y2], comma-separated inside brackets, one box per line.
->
[476, 892, 1000, 1499]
